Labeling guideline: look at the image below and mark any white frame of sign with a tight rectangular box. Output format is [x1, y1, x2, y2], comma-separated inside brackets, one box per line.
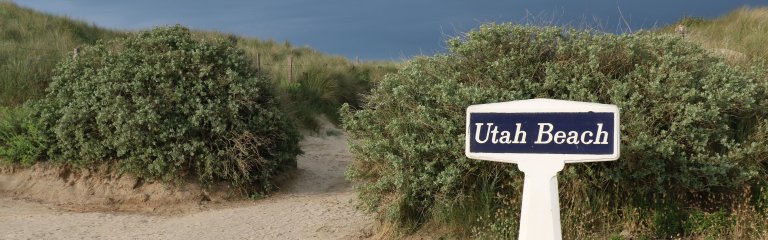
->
[465, 98, 620, 164]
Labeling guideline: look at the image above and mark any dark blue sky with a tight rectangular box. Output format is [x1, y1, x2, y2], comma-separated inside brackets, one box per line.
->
[14, 0, 768, 60]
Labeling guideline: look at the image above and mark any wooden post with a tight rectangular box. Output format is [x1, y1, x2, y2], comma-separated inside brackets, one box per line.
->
[355, 56, 359, 65]
[256, 53, 261, 71]
[288, 56, 293, 82]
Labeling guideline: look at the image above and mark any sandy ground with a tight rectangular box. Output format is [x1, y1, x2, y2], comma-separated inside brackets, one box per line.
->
[0, 131, 374, 240]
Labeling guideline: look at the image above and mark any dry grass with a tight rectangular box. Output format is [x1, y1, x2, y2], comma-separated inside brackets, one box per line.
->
[662, 7, 768, 65]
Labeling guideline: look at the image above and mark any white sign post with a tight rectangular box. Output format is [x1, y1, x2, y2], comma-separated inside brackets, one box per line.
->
[465, 99, 620, 240]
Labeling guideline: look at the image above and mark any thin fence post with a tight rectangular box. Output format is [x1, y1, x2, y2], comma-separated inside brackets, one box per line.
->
[288, 56, 293, 82]
[256, 53, 261, 71]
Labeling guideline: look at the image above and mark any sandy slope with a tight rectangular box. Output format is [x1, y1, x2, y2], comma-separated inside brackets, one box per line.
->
[0, 132, 374, 240]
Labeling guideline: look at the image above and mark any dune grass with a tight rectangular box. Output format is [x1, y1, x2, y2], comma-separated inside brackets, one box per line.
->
[660, 7, 768, 64]
[228, 35, 398, 129]
[0, 1, 121, 106]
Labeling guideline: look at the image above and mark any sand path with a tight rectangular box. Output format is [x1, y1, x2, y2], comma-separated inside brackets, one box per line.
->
[0, 132, 373, 240]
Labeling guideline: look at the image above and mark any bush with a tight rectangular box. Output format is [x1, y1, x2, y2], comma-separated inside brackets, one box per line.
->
[0, 105, 45, 165]
[342, 24, 768, 237]
[35, 25, 302, 191]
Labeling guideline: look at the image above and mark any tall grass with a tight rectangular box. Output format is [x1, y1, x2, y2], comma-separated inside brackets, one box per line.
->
[0, 1, 120, 106]
[229, 34, 398, 129]
[0, 105, 44, 165]
[662, 7, 768, 64]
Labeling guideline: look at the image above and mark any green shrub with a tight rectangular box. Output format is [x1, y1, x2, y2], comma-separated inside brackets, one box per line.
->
[342, 24, 768, 238]
[35, 25, 302, 191]
[0, 105, 45, 165]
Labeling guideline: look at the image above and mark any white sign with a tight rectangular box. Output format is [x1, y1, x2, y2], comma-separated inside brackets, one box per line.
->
[465, 98, 620, 240]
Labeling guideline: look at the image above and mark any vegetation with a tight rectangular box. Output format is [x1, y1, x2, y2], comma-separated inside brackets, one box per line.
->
[0, 1, 392, 192]
[0, 1, 397, 129]
[230, 37, 397, 129]
[0, 105, 44, 165]
[0, 1, 121, 106]
[663, 7, 768, 64]
[30, 26, 303, 192]
[191, 30, 398, 129]
[342, 24, 768, 239]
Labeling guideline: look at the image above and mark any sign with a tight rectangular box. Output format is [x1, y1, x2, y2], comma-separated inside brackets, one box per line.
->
[465, 99, 620, 163]
[464, 98, 620, 240]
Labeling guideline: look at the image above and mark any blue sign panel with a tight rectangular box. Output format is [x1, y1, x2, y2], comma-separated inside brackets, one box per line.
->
[468, 112, 615, 155]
